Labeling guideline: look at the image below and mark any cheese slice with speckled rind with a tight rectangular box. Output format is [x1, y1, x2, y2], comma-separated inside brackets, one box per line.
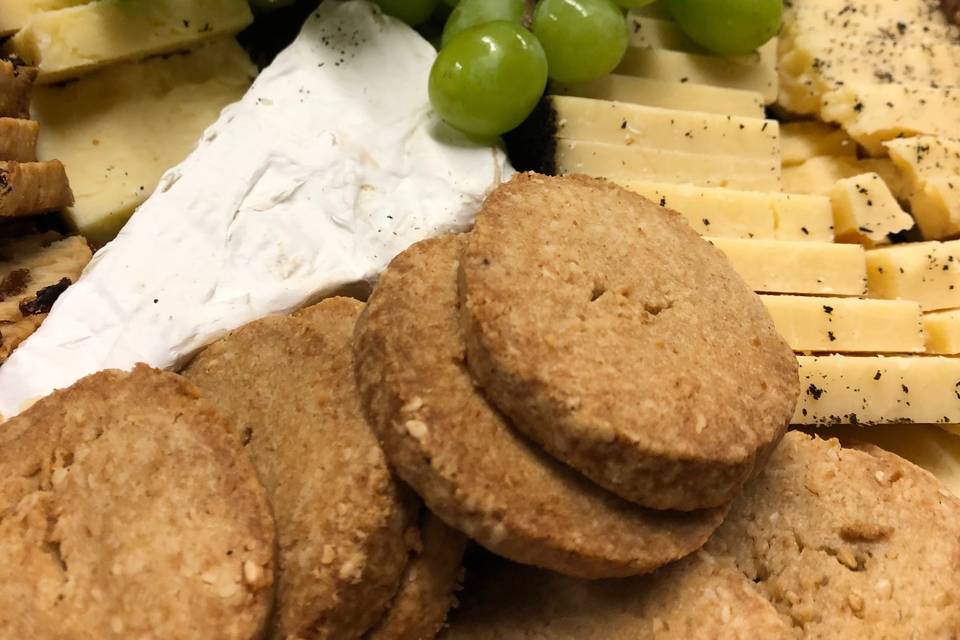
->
[867, 241, 960, 311]
[830, 173, 913, 246]
[923, 309, 960, 355]
[885, 136, 960, 240]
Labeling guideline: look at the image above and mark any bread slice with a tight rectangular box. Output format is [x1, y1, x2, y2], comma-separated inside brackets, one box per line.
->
[0, 118, 38, 161]
[0, 160, 74, 217]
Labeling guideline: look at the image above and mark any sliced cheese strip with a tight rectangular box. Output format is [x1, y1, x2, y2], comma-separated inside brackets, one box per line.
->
[0, 0, 89, 35]
[4, 0, 253, 83]
[622, 180, 833, 241]
[708, 238, 867, 296]
[794, 355, 960, 425]
[885, 136, 960, 239]
[33, 39, 255, 245]
[0, 118, 38, 161]
[761, 295, 924, 354]
[556, 140, 781, 191]
[552, 75, 765, 119]
[783, 156, 910, 201]
[551, 95, 780, 159]
[615, 47, 777, 104]
[781, 121, 856, 167]
[830, 173, 913, 246]
[0, 161, 73, 217]
[866, 241, 960, 311]
[924, 309, 960, 355]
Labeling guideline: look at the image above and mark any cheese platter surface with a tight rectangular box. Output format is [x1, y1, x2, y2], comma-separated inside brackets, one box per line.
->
[2, 0, 960, 638]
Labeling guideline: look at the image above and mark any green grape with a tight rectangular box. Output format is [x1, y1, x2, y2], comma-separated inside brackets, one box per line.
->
[373, 0, 440, 25]
[667, 0, 782, 56]
[613, 0, 658, 7]
[429, 21, 548, 138]
[532, 0, 628, 84]
[442, 0, 525, 47]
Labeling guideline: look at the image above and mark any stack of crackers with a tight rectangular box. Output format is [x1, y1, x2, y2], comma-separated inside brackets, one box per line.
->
[1, 175, 958, 639]
[0, 54, 86, 364]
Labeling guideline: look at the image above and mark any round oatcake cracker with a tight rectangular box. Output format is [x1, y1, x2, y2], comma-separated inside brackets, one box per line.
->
[706, 431, 960, 638]
[0, 365, 275, 640]
[353, 235, 725, 579]
[184, 298, 416, 640]
[458, 173, 798, 511]
[366, 513, 468, 640]
[442, 550, 792, 639]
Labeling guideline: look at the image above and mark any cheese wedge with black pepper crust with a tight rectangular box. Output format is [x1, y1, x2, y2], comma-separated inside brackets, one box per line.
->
[0, 161, 73, 217]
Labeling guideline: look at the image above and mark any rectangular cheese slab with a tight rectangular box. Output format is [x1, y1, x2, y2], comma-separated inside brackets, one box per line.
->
[794, 355, 960, 425]
[551, 74, 765, 119]
[622, 180, 833, 241]
[4, 0, 253, 83]
[0, 0, 88, 35]
[761, 295, 924, 354]
[0, 118, 38, 161]
[556, 140, 781, 191]
[32, 39, 255, 245]
[924, 309, 960, 355]
[780, 121, 856, 167]
[0, 0, 512, 419]
[615, 47, 777, 104]
[707, 238, 867, 295]
[867, 241, 960, 311]
[885, 136, 960, 239]
[551, 96, 780, 159]
[830, 173, 913, 246]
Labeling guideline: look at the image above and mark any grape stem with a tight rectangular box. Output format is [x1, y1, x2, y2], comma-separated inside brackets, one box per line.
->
[522, 0, 535, 28]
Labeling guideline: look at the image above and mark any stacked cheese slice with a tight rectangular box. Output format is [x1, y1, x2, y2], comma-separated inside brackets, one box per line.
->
[536, 5, 960, 431]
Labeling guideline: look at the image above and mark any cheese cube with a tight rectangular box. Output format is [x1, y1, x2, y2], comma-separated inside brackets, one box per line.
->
[0, 0, 88, 35]
[830, 173, 913, 246]
[866, 241, 960, 311]
[707, 238, 867, 296]
[783, 156, 910, 201]
[33, 39, 255, 243]
[622, 180, 833, 241]
[885, 136, 960, 239]
[555, 140, 782, 191]
[780, 121, 855, 167]
[761, 295, 924, 354]
[5, 0, 253, 83]
[615, 47, 777, 104]
[923, 309, 960, 355]
[794, 355, 960, 425]
[552, 75, 765, 119]
[551, 96, 780, 159]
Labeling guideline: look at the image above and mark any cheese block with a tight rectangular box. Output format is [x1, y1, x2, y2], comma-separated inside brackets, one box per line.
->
[923, 309, 960, 355]
[761, 295, 924, 354]
[783, 156, 910, 201]
[623, 180, 833, 241]
[829, 173, 913, 246]
[0, 0, 89, 35]
[867, 241, 960, 311]
[33, 39, 256, 244]
[0, 0, 512, 419]
[555, 140, 782, 191]
[551, 96, 780, 159]
[4, 0, 254, 83]
[885, 136, 960, 239]
[552, 75, 765, 119]
[615, 47, 777, 104]
[0, 118, 38, 161]
[794, 355, 960, 425]
[707, 238, 867, 296]
[780, 121, 856, 167]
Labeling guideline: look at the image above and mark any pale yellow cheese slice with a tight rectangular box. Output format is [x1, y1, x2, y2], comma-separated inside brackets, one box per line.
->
[830, 173, 913, 246]
[780, 121, 856, 167]
[551, 75, 765, 120]
[783, 156, 910, 201]
[551, 96, 780, 159]
[923, 309, 960, 355]
[555, 140, 782, 191]
[866, 241, 960, 311]
[794, 355, 960, 426]
[0, 0, 89, 35]
[761, 295, 924, 354]
[33, 39, 255, 244]
[4, 0, 253, 83]
[622, 180, 833, 241]
[885, 136, 960, 239]
[707, 238, 867, 296]
[615, 47, 777, 104]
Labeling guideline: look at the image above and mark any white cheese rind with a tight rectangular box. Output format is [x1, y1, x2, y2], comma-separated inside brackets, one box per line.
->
[0, 0, 511, 418]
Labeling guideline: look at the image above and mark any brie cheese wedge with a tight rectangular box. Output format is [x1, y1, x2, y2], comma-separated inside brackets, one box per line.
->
[0, 0, 512, 418]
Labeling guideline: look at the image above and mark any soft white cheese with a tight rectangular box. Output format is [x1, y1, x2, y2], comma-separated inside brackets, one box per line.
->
[0, 0, 511, 418]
